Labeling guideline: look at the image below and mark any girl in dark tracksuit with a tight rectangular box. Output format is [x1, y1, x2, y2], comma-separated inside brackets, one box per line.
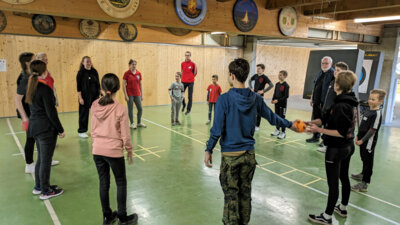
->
[76, 56, 100, 138]
[308, 71, 358, 225]
[25, 60, 65, 200]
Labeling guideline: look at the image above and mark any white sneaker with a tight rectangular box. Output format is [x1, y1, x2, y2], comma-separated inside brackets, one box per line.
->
[205, 120, 211, 125]
[51, 160, 60, 166]
[78, 133, 89, 138]
[255, 127, 260, 131]
[277, 132, 286, 139]
[317, 146, 327, 153]
[271, 129, 280, 136]
[25, 163, 35, 174]
[130, 123, 137, 129]
[137, 123, 147, 128]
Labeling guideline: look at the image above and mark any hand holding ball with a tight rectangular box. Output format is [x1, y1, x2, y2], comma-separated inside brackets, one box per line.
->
[294, 120, 306, 133]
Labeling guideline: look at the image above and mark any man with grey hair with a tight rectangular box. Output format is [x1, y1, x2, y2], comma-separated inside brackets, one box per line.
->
[307, 56, 335, 144]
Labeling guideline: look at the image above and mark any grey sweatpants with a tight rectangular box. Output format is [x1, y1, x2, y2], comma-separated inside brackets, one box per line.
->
[128, 96, 142, 124]
[171, 99, 182, 122]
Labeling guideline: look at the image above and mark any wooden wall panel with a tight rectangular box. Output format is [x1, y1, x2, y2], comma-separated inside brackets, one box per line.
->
[256, 45, 311, 99]
[0, 34, 242, 117]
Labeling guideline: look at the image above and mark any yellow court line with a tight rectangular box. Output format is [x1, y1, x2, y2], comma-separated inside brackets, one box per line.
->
[279, 169, 297, 176]
[137, 144, 161, 158]
[259, 161, 276, 167]
[304, 178, 322, 186]
[143, 118, 400, 211]
[132, 152, 145, 161]
[135, 150, 166, 158]
[274, 139, 306, 146]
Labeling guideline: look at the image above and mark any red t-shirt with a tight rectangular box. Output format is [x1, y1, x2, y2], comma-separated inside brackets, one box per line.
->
[207, 84, 222, 103]
[123, 70, 142, 96]
[181, 60, 197, 83]
[39, 71, 54, 89]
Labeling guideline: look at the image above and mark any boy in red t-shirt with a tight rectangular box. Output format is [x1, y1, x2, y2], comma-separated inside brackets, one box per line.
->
[206, 75, 222, 125]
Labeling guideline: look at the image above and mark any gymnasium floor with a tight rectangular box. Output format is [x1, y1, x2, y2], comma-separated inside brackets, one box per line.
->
[1, 103, 399, 225]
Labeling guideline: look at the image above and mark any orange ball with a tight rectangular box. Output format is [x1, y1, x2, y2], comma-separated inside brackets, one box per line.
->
[295, 120, 306, 133]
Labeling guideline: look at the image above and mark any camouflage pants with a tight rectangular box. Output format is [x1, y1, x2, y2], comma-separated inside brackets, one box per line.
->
[219, 151, 257, 225]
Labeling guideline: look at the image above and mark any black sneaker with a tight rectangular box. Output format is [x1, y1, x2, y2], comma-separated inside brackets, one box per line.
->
[334, 205, 347, 218]
[306, 137, 320, 143]
[32, 185, 59, 195]
[308, 213, 332, 225]
[40, 188, 64, 200]
[351, 173, 363, 181]
[103, 211, 118, 225]
[118, 213, 138, 225]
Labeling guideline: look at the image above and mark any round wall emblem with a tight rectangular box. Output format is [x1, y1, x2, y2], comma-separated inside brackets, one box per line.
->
[0, 11, 7, 32]
[175, 0, 207, 26]
[32, 14, 56, 35]
[1, 0, 34, 4]
[278, 7, 298, 36]
[119, 23, 138, 42]
[80, 19, 101, 39]
[166, 27, 191, 36]
[233, 0, 258, 32]
[97, 0, 139, 19]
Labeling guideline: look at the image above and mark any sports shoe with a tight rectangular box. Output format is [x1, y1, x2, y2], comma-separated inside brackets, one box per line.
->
[51, 160, 60, 166]
[318, 141, 325, 147]
[25, 163, 35, 174]
[351, 173, 363, 181]
[334, 205, 347, 218]
[171, 121, 176, 126]
[175, 120, 181, 125]
[255, 127, 260, 131]
[130, 123, 137, 129]
[185, 111, 190, 115]
[317, 146, 327, 153]
[277, 132, 286, 139]
[137, 123, 146, 128]
[271, 129, 280, 136]
[32, 185, 59, 195]
[103, 211, 118, 225]
[78, 133, 89, 138]
[308, 213, 332, 225]
[306, 137, 320, 143]
[39, 187, 64, 200]
[205, 120, 211, 125]
[351, 182, 368, 192]
[119, 213, 138, 225]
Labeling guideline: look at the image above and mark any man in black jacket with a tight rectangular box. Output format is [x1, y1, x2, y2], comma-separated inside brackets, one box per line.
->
[307, 56, 334, 143]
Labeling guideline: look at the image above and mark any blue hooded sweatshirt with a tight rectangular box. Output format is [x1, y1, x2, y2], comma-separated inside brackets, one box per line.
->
[206, 88, 293, 154]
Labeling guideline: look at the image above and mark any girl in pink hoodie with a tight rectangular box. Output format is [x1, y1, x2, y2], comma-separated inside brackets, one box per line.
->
[91, 73, 137, 225]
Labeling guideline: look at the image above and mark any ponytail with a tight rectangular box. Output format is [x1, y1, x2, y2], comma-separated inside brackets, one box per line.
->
[25, 60, 47, 104]
[98, 73, 120, 106]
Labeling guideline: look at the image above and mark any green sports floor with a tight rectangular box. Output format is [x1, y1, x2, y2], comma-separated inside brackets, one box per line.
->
[1, 103, 399, 225]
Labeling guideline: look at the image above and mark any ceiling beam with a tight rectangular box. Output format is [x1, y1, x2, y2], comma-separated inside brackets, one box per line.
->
[336, 7, 400, 20]
[303, 0, 400, 15]
[266, 0, 342, 10]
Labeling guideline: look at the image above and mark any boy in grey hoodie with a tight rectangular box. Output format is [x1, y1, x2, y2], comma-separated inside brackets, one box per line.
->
[168, 72, 185, 125]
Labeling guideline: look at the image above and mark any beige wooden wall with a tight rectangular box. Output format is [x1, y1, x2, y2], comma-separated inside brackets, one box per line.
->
[0, 34, 242, 117]
[256, 45, 311, 98]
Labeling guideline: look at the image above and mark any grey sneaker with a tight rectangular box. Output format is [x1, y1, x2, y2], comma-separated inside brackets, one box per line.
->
[351, 182, 368, 192]
[277, 132, 286, 139]
[271, 129, 280, 136]
[137, 123, 146, 128]
[334, 205, 347, 218]
[351, 173, 363, 181]
[317, 146, 327, 153]
[205, 120, 211, 125]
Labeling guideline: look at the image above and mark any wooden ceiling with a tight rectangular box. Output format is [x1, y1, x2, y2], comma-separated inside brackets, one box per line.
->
[266, 0, 400, 25]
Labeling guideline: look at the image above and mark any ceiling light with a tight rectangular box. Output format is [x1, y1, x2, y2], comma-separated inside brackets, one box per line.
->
[354, 16, 400, 23]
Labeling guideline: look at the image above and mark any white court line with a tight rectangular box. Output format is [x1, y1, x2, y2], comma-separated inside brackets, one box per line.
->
[5, 131, 25, 135]
[143, 117, 400, 225]
[7, 118, 62, 225]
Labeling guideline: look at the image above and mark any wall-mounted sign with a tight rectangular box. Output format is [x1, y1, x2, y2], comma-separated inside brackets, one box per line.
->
[97, 0, 139, 19]
[119, 23, 138, 42]
[0, 11, 6, 32]
[80, 19, 101, 39]
[175, 0, 207, 26]
[32, 14, 56, 35]
[233, 0, 258, 32]
[278, 7, 297, 36]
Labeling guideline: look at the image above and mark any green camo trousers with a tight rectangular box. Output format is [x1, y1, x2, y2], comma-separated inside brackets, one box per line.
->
[219, 150, 257, 225]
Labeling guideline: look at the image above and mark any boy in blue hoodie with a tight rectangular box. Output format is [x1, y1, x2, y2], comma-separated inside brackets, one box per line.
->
[204, 58, 297, 225]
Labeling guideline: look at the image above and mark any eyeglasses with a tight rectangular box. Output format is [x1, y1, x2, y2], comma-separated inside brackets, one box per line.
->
[321, 62, 330, 65]
[185, 55, 190, 56]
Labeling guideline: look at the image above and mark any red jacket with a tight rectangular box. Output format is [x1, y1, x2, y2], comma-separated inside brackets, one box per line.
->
[181, 60, 197, 83]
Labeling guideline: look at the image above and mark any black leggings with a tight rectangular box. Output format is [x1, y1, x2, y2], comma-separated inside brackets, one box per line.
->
[25, 135, 35, 164]
[93, 155, 127, 219]
[325, 144, 354, 215]
[275, 104, 286, 132]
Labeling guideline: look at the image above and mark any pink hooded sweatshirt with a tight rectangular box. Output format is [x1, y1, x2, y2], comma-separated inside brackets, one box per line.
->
[91, 99, 132, 158]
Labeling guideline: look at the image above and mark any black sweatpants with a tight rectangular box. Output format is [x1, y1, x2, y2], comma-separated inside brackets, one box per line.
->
[25, 135, 35, 164]
[93, 155, 128, 219]
[325, 144, 354, 215]
[208, 103, 215, 121]
[256, 93, 264, 127]
[311, 102, 323, 139]
[360, 143, 376, 184]
[182, 82, 194, 113]
[78, 98, 96, 133]
[275, 104, 287, 132]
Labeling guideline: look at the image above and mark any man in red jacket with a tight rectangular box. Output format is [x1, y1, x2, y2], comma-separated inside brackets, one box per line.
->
[181, 51, 197, 115]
